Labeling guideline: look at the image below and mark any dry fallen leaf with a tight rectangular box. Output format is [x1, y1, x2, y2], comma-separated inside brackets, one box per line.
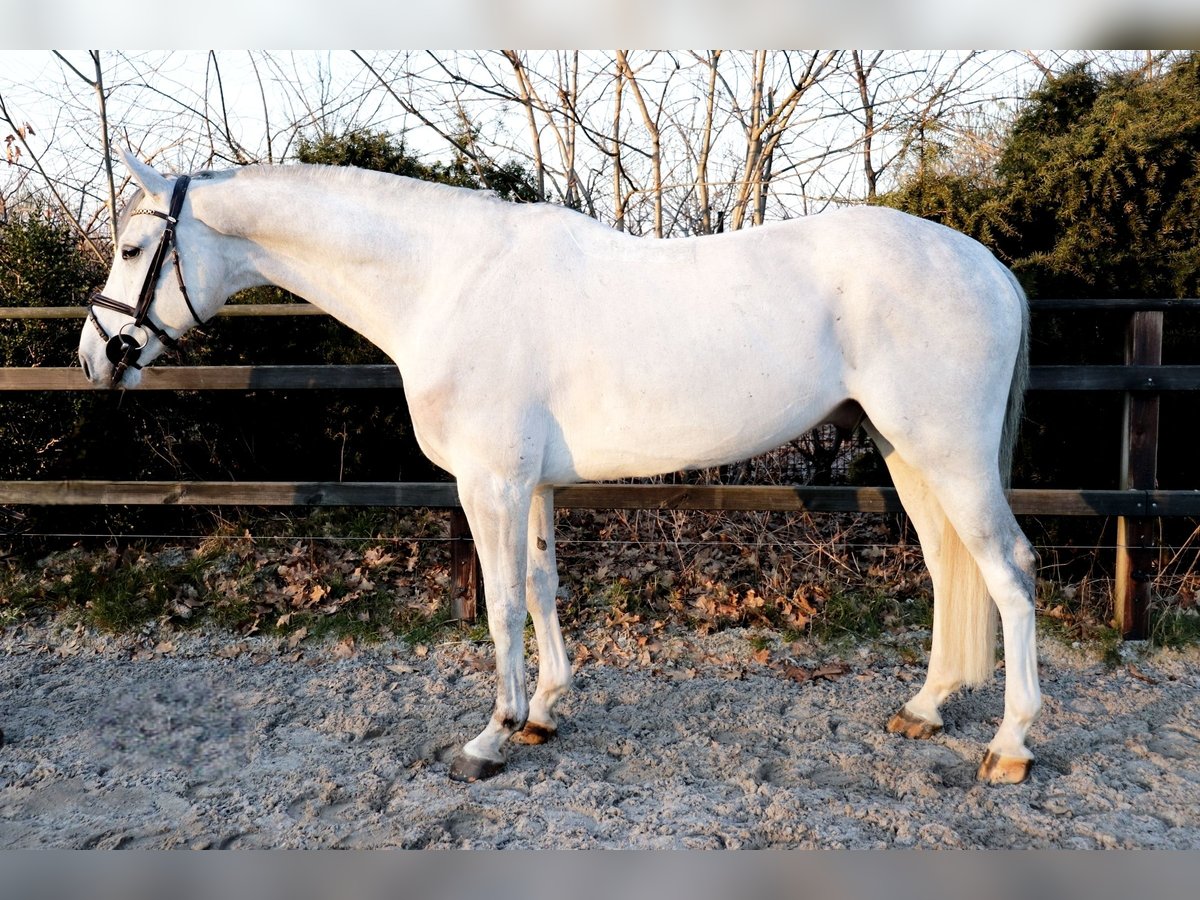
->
[782, 664, 811, 683]
[216, 642, 248, 659]
[1127, 665, 1160, 685]
[812, 663, 848, 680]
[332, 636, 356, 660]
[287, 627, 308, 650]
[461, 653, 491, 673]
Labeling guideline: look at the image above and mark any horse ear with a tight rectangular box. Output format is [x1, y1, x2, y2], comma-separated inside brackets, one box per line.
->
[119, 148, 172, 198]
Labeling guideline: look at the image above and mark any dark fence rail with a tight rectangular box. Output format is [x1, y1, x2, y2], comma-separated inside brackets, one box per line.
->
[3, 298, 1199, 635]
[1, 480, 1197, 517]
[6, 364, 1200, 392]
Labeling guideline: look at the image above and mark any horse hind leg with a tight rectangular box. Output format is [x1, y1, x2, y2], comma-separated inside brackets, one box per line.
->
[867, 426, 982, 741]
[926, 469, 1042, 785]
[868, 424, 1040, 784]
[511, 486, 573, 746]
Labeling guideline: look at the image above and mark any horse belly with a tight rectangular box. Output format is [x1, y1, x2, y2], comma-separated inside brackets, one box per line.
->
[550, 374, 842, 482]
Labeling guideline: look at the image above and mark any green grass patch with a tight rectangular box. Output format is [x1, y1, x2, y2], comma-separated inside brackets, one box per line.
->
[1149, 606, 1200, 650]
[23, 554, 199, 633]
[806, 588, 932, 644]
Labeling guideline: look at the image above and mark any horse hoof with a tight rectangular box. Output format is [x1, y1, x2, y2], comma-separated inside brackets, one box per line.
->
[448, 752, 505, 783]
[886, 706, 942, 740]
[977, 749, 1032, 785]
[510, 721, 556, 745]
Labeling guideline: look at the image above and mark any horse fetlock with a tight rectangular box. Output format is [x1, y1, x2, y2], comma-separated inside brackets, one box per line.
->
[497, 712, 525, 732]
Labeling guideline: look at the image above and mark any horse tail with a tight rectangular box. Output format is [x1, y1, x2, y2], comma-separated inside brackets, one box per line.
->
[999, 269, 1031, 490]
[935, 272, 1029, 687]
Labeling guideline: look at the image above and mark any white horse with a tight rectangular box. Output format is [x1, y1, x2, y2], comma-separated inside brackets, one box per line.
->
[78, 150, 1041, 785]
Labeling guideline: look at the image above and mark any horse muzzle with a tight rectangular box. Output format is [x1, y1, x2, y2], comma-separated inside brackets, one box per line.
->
[103, 324, 150, 386]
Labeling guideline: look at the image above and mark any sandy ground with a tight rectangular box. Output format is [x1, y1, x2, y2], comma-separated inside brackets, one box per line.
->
[1, 620, 1198, 849]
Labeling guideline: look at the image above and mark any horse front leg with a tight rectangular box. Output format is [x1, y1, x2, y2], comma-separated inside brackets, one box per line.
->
[511, 485, 572, 745]
[448, 473, 534, 782]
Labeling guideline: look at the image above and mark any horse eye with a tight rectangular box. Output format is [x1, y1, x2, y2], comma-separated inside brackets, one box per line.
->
[121, 246, 142, 260]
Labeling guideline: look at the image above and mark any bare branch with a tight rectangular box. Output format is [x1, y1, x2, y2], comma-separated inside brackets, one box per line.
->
[0, 89, 106, 262]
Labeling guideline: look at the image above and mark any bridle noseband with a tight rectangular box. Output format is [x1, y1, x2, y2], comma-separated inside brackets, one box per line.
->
[89, 174, 206, 385]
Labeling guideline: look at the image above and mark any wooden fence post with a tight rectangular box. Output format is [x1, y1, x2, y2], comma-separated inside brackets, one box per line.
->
[449, 507, 481, 622]
[1115, 309, 1163, 639]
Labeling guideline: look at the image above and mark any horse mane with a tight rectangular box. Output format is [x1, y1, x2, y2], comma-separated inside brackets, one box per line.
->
[117, 160, 519, 243]
[225, 161, 509, 209]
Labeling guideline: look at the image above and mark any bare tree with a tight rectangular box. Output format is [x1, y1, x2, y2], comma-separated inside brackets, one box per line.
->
[616, 51, 682, 238]
[852, 50, 884, 201]
[725, 51, 841, 230]
[696, 50, 721, 234]
[0, 86, 106, 261]
[2, 50, 1162, 251]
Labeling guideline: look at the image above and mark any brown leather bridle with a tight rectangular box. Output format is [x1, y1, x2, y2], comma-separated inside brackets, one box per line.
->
[89, 174, 206, 385]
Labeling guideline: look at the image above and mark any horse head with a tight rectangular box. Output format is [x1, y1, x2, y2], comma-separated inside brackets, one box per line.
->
[79, 149, 222, 388]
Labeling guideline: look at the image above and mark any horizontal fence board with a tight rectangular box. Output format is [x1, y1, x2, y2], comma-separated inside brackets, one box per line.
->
[0, 365, 402, 391]
[0, 480, 460, 507]
[7, 364, 1200, 392]
[1146, 491, 1200, 516]
[1009, 489, 1147, 516]
[553, 484, 903, 512]
[1029, 298, 1200, 312]
[555, 485, 1148, 516]
[0, 303, 324, 319]
[1029, 365, 1200, 391]
[0, 480, 1179, 517]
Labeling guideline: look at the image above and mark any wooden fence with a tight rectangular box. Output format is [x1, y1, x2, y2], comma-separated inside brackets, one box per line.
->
[3, 299, 1200, 638]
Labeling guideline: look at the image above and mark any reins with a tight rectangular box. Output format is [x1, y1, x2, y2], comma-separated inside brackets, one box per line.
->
[89, 174, 206, 385]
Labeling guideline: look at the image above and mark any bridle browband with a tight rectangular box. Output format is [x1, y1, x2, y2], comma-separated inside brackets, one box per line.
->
[89, 174, 206, 385]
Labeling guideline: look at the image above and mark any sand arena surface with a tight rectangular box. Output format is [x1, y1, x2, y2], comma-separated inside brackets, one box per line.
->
[1, 621, 1198, 849]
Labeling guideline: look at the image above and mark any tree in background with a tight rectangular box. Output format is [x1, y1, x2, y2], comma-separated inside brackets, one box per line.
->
[0, 204, 106, 496]
[884, 53, 1200, 299]
[995, 56, 1200, 300]
[294, 127, 538, 203]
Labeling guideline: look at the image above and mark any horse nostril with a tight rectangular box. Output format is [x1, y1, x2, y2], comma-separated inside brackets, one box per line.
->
[79, 353, 92, 382]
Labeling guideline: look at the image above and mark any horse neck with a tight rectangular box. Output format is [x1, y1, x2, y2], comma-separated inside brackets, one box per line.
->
[195, 168, 454, 358]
